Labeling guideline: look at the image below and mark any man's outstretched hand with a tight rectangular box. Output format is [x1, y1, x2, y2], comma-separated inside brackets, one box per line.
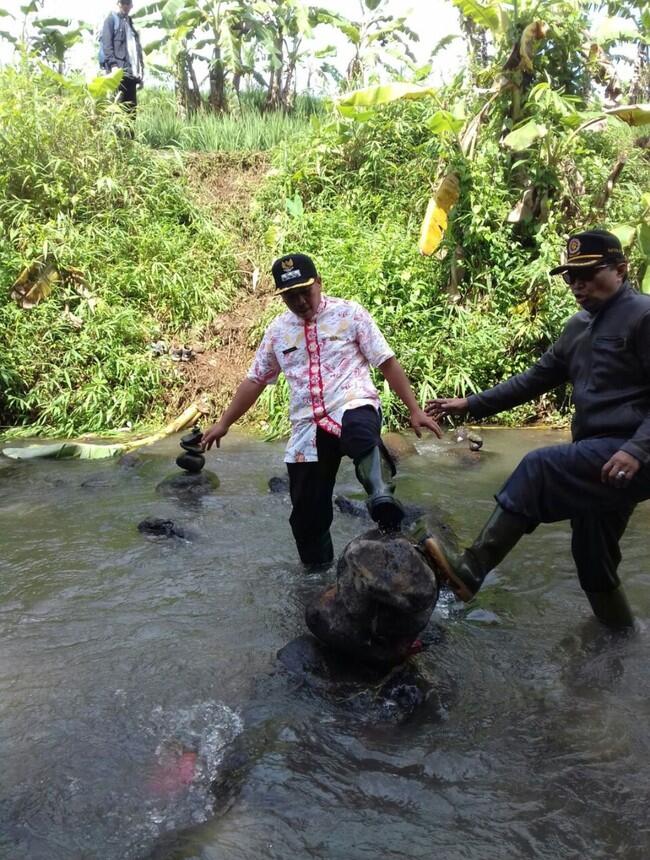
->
[201, 420, 229, 451]
[425, 397, 469, 423]
[410, 408, 443, 439]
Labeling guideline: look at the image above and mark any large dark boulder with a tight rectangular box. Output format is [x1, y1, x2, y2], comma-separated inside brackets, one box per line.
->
[306, 530, 438, 668]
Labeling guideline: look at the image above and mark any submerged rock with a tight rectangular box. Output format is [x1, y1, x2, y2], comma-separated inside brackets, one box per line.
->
[334, 494, 426, 527]
[268, 475, 290, 494]
[381, 432, 418, 463]
[137, 518, 190, 539]
[155, 470, 220, 499]
[276, 634, 429, 721]
[306, 530, 438, 668]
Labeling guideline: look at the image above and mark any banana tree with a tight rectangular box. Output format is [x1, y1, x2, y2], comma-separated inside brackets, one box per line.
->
[611, 195, 650, 294]
[30, 17, 91, 74]
[0, 3, 90, 74]
[310, 0, 418, 89]
[136, 0, 255, 113]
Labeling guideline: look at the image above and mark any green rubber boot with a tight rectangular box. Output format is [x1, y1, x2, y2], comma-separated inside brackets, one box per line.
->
[585, 586, 634, 629]
[354, 446, 405, 532]
[421, 504, 530, 601]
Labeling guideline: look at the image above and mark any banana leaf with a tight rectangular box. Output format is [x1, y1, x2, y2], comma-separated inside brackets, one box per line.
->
[1, 403, 206, 461]
[502, 120, 547, 150]
[605, 104, 650, 127]
[2, 442, 125, 460]
[337, 82, 435, 116]
[11, 259, 59, 308]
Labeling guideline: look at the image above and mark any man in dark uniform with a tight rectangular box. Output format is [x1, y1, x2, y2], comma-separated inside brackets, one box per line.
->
[100, 0, 144, 121]
[423, 229, 650, 628]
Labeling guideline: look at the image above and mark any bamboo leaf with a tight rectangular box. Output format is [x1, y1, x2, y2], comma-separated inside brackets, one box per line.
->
[502, 120, 547, 150]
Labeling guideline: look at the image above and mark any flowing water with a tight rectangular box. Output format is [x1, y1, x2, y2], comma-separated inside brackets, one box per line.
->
[1, 428, 649, 860]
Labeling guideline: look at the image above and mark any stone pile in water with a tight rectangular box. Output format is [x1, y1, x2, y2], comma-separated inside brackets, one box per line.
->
[155, 426, 220, 499]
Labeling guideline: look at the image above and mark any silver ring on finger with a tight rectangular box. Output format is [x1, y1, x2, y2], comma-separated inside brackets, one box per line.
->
[616, 470, 627, 481]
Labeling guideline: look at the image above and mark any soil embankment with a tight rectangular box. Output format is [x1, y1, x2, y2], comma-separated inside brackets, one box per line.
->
[165, 152, 276, 419]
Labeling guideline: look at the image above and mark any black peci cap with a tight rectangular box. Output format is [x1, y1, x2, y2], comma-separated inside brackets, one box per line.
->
[272, 253, 318, 293]
[549, 229, 625, 275]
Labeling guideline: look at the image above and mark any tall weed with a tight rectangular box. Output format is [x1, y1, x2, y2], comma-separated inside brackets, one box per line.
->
[0, 64, 239, 434]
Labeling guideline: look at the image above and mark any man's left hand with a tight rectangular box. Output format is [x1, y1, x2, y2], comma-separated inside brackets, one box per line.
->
[601, 450, 641, 487]
[410, 408, 443, 439]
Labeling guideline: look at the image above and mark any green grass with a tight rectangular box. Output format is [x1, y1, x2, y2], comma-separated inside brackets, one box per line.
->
[138, 88, 321, 152]
[0, 63, 240, 435]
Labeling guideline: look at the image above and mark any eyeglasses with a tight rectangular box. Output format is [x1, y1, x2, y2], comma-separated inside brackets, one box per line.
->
[562, 264, 610, 285]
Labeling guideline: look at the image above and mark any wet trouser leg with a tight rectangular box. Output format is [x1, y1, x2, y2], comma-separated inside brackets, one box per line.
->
[495, 437, 650, 622]
[287, 428, 341, 565]
[571, 508, 636, 627]
[570, 507, 634, 593]
[286, 407, 388, 563]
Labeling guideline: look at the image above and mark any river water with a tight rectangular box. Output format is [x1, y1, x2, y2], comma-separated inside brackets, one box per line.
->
[1, 428, 649, 860]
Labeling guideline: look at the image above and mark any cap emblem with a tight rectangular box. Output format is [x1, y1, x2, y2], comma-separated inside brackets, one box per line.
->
[282, 258, 294, 271]
[568, 238, 581, 256]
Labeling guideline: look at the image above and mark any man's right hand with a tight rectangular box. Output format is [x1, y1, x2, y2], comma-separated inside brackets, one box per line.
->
[201, 420, 229, 451]
[425, 397, 469, 422]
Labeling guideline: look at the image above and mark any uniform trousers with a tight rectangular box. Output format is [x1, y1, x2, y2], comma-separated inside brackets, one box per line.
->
[286, 405, 389, 564]
[496, 437, 650, 593]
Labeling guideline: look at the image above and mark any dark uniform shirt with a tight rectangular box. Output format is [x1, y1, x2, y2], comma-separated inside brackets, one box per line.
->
[467, 282, 650, 465]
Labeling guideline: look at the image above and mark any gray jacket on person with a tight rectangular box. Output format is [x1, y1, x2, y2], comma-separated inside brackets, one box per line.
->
[101, 11, 144, 80]
[467, 283, 650, 464]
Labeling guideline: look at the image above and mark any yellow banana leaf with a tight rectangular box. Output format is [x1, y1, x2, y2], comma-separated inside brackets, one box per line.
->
[1, 403, 208, 461]
[605, 104, 650, 127]
[418, 173, 460, 256]
[11, 260, 59, 308]
[419, 201, 448, 256]
[337, 82, 436, 119]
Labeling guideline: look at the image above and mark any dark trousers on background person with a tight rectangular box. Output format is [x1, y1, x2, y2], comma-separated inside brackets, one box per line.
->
[287, 405, 389, 565]
[495, 437, 650, 594]
[117, 76, 138, 136]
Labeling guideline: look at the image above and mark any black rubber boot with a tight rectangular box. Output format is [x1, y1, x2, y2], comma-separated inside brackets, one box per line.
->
[354, 446, 404, 531]
[296, 531, 334, 567]
[421, 504, 530, 601]
[585, 586, 635, 629]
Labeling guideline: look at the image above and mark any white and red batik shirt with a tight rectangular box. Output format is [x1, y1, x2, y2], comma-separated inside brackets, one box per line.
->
[247, 295, 394, 463]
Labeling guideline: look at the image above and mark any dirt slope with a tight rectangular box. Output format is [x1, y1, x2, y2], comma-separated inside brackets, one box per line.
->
[164, 152, 277, 419]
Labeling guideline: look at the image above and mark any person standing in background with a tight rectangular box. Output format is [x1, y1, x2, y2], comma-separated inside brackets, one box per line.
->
[100, 0, 144, 124]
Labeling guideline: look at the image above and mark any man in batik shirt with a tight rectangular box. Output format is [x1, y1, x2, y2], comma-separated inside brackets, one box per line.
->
[202, 253, 441, 565]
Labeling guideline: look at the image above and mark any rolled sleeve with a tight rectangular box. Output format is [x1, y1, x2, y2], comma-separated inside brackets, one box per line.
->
[353, 303, 394, 368]
[247, 326, 281, 385]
